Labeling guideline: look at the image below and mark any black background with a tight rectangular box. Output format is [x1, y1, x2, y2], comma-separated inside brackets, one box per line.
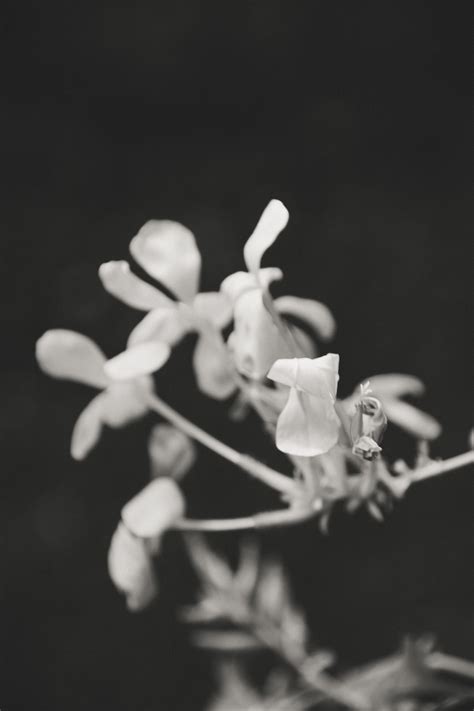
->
[0, 2, 472, 709]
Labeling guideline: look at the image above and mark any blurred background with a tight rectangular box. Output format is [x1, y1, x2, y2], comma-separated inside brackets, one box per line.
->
[0, 1, 472, 709]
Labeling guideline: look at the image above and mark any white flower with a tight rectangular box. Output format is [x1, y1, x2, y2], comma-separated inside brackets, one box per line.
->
[347, 374, 441, 441]
[108, 478, 185, 611]
[107, 523, 157, 612]
[221, 200, 336, 379]
[36, 329, 170, 459]
[99, 220, 235, 399]
[148, 423, 197, 480]
[352, 435, 382, 461]
[267, 354, 341, 456]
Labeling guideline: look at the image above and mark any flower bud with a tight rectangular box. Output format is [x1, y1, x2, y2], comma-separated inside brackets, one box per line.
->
[352, 435, 382, 461]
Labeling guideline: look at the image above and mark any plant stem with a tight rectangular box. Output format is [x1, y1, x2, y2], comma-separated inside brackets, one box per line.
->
[145, 393, 296, 496]
[248, 613, 370, 710]
[428, 652, 474, 679]
[185, 535, 370, 709]
[174, 506, 317, 532]
[410, 450, 474, 483]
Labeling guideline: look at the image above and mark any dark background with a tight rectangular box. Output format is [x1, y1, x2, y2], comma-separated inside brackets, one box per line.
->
[0, 1, 472, 709]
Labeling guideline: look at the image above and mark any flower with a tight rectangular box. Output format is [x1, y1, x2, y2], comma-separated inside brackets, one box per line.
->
[221, 200, 336, 379]
[107, 523, 157, 612]
[148, 423, 196, 480]
[36, 329, 170, 459]
[121, 477, 185, 538]
[352, 435, 382, 461]
[99, 220, 235, 399]
[345, 374, 441, 441]
[108, 478, 185, 611]
[267, 354, 341, 456]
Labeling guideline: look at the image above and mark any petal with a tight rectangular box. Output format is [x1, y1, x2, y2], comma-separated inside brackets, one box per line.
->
[70, 393, 105, 460]
[383, 400, 442, 440]
[130, 220, 201, 303]
[267, 354, 339, 399]
[228, 291, 292, 379]
[104, 342, 170, 381]
[275, 388, 340, 456]
[220, 268, 283, 304]
[243, 199, 289, 276]
[107, 522, 157, 611]
[100, 377, 152, 428]
[36, 330, 108, 389]
[193, 331, 237, 399]
[99, 260, 173, 311]
[121, 478, 185, 538]
[291, 325, 318, 358]
[275, 296, 336, 342]
[367, 374, 425, 399]
[127, 306, 189, 348]
[148, 424, 197, 480]
[192, 292, 233, 330]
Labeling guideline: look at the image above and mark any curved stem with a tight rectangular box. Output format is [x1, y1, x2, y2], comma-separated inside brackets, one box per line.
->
[145, 392, 296, 496]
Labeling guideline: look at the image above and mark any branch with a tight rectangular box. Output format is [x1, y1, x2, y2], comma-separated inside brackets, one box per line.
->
[145, 392, 296, 496]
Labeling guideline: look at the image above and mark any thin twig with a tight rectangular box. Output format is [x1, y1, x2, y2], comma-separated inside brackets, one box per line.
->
[410, 450, 474, 483]
[174, 506, 317, 532]
[145, 392, 296, 496]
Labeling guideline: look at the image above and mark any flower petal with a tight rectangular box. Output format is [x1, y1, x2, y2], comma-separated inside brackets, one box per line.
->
[383, 400, 441, 440]
[243, 199, 289, 276]
[275, 296, 336, 342]
[100, 377, 152, 428]
[121, 478, 185, 538]
[99, 260, 173, 311]
[108, 522, 157, 611]
[192, 292, 233, 330]
[221, 268, 283, 303]
[36, 330, 108, 389]
[127, 306, 189, 348]
[267, 354, 339, 399]
[291, 325, 318, 358]
[275, 388, 340, 456]
[104, 342, 170, 381]
[70, 393, 105, 460]
[148, 424, 197, 480]
[130, 220, 201, 303]
[193, 331, 236, 399]
[228, 291, 292, 379]
[367, 374, 425, 399]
